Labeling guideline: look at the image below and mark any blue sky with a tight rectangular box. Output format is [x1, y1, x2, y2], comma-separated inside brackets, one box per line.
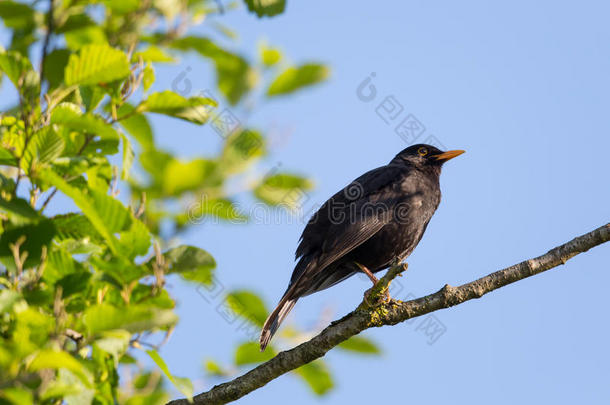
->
[3, 0, 610, 403]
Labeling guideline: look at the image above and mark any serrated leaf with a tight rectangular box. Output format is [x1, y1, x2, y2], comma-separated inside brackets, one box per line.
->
[119, 216, 151, 259]
[267, 64, 329, 97]
[138, 90, 216, 124]
[52, 213, 101, 241]
[234, 342, 275, 365]
[39, 170, 123, 255]
[21, 126, 65, 174]
[337, 335, 381, 354]
[244, 0, 286, 17]
[51, 104, 120, 140]
[294, 360, 333, 396]
[225, 290, 268, 326]
[64, 44, 130, 86]
[91, 190, 132, 232]
[146, 350, 193, 401]
[83, 304, 178, 334]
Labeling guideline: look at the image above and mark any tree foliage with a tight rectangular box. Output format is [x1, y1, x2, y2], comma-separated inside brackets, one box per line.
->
[0, 1, 369, 403]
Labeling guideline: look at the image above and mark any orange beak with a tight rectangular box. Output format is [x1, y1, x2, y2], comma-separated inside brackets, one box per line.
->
[434, 149, 465, 162]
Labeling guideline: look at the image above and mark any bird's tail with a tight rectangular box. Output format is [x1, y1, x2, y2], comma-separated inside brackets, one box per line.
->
[259, 292, 298, 351]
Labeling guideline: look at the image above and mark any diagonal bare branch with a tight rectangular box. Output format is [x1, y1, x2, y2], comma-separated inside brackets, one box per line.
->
[167, 223, 610, 405]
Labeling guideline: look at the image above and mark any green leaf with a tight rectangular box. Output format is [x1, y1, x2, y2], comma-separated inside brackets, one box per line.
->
[43, 49, 71, 88]
[80, 85, 106, 111]
[146, 350, 193, 401]
[0, 387, 33, 405]
[234, 342, 275, 365]
[161, 158, 216, 196]
[254, 173, 313, 209]
[337, 336, 381, 354]
[0, 290, 21, 313]
[56, 13, 96, 34]
[65, 26, 108, 50]
[118, 216, 151, 259]
[294, 360, 333, 396]
[244, 0, 286, 17]
[138, 90, 216, 124]
[83, 304, 178, 334]
[204, 359, 230, 377]
[102, 0, 140, 14]
[183, 197, 247, 224]
[0, 219, 56, 270]
[0, 1, 36, 29]
[267, 64, 329, 97]
[121, 133, 134, 180]
[93, 329, 131, 363]
[225, 290, 268, 326]
[0, 49, 33, 88]
[51, 104, 120, 140]
[132, 46, 175, 63]
[160, 245, 215, 284]
[261, 45, 282, 67]
[38, 170, 124, 255]
[0, 197, 40, 225]
[0, 147, 18, 166]
[52, 213, 101, 242]
[21, 126, 65, 175]
[64, 44, 130, 86]
[28, 349, 93, 388]
[57, 271, 92, 297]
[220, 129, 265, 174]
[170, 37, 252, 104]
[116, 103, 154, 147]
[142, 62, 155, 92]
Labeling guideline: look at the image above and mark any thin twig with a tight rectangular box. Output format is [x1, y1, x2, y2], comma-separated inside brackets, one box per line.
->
[40, 0, 56, 84]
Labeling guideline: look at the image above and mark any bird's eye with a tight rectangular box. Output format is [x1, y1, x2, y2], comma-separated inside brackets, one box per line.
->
[418, 147, 428, 156]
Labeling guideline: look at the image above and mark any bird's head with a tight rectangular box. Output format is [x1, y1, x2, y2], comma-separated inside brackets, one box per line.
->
[391, 144, 465, 168]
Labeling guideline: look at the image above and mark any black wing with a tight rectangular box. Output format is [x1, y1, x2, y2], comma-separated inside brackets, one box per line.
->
[291, 164, 406, 283]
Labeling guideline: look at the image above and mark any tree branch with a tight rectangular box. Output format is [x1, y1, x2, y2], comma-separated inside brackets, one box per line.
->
[167, 223, 610, 405]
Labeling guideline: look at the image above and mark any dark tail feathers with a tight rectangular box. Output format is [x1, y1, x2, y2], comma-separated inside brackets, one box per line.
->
[259, 294, 298, 351]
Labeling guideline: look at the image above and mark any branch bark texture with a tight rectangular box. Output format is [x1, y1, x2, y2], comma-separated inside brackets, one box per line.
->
[168, 223, 610, 405]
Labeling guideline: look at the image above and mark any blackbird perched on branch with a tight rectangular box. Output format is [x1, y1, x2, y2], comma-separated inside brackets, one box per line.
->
[259, 144, 464, 351]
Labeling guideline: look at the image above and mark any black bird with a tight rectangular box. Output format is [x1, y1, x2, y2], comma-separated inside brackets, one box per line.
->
[259, 144, 464, 351]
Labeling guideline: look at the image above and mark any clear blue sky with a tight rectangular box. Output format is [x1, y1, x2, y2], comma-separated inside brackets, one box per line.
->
[4, 0, 610, 403]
